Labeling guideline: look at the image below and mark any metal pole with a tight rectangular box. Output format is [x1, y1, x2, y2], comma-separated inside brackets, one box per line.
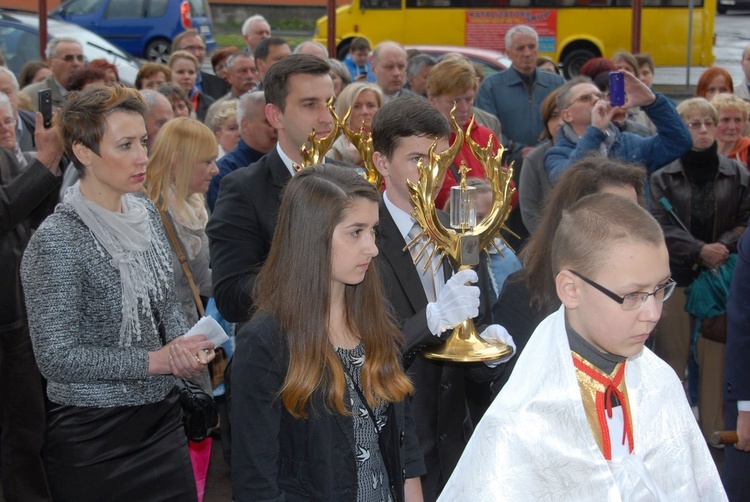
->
[631, 0, 642, 54]
[39, 0, 48, 60]
[327, 0, 336, 58]
[687, 0, 695, 86]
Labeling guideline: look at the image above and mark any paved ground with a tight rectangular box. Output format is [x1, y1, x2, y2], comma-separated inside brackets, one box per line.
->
[204, 438, 232, 501]
[653, 10, 749, 98]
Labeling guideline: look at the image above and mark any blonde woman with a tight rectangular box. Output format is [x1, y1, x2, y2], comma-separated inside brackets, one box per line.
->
[711, 93, 750, 167]
[331, 82, 383, 167]
[168, 51, 215, 122]
[144, 117, 219, 500]
[144, 117, 218, 327]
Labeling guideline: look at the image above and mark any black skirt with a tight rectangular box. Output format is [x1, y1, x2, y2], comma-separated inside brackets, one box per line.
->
[45, 386, 198, 502]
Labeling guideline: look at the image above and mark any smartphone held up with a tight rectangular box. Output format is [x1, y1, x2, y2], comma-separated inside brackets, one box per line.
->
[609, 72, 625, 107]
[38, 89, 52, 129]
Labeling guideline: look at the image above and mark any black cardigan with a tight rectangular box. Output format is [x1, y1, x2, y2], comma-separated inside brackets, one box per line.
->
[230, 311, 425, 501]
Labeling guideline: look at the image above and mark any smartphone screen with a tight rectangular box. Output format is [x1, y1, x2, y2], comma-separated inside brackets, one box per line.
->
[609, 72, 625, 107]
[38, 89, 52, 128]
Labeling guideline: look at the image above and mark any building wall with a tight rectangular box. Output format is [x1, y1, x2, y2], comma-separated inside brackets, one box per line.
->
[1, 0, 62, 10]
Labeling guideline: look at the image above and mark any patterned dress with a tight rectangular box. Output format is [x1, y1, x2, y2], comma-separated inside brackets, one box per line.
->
[335, 343, 393, 502]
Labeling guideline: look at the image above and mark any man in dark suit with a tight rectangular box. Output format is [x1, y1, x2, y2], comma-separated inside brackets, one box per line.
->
[371, 97, 515, 501]
[724, 227, 750, 500]
[207, 54, 338, 323]
[172, 29, 228, 101]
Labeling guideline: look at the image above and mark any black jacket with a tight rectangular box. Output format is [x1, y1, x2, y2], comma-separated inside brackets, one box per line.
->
[0, 148, 60, 331]
[17, 109, 36, 152]
[231, 311, 425, 502]
[200, 71, 229, 101]
[207, 149, 355, 323]
[375, 201, 500, 501]
[195, 91, 215, 123]
[650, 153, 750, 286]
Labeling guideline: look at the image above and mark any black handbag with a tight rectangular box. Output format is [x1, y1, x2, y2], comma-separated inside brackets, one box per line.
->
[156, 208, 219, 442]
[175, 378, 219, 442]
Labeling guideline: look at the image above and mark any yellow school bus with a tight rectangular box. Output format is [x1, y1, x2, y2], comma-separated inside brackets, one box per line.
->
[313, 0, 715, 77]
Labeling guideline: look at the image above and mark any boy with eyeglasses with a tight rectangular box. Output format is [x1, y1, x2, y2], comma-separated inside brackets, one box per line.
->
[439, 193, 726, 501]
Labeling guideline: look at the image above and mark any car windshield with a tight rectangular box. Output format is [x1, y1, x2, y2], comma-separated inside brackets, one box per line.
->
[47, 18, 131, 60]
[188, 0, 208, 17]
[0, 11, 140, 85]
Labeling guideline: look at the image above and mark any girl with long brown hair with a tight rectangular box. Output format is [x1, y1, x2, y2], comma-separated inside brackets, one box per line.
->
[231, 164, 424, 501]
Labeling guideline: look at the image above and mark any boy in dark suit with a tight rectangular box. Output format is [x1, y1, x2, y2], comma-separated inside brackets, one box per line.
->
[370, 96, 514, 501]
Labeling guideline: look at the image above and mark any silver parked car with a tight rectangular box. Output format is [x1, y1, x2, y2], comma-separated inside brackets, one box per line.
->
[0, 9, 141, 87]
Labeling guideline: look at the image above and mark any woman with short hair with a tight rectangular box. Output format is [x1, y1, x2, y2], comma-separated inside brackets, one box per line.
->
[426, 56, 505, 209]
[205, 100, 240, 159]
[711, 93, 750, 167]
[136, 62, 171, 91]
[21, 85, 215, 501]
[331, 82, 382, 167]
[650, 96, 750, 440]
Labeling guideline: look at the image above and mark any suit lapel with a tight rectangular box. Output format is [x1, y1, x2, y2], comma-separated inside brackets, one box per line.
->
[377, 201, 430, 313]
[267, 147, 292, 203]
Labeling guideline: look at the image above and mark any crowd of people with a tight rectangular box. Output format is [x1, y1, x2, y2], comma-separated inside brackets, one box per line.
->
[2, 13, 750, 502]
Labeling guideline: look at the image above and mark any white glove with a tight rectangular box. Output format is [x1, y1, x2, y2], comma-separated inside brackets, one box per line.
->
[480, 324, 516, 368]
[426, 269, 480, 335]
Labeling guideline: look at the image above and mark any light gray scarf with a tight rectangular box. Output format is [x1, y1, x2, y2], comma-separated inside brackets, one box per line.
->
[561, 122, 619, 157]
[64, 183, 171, 347]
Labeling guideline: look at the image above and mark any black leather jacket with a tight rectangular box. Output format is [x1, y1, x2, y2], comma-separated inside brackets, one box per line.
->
[0, 148, 60, 331]
[650, 153, 750, 286]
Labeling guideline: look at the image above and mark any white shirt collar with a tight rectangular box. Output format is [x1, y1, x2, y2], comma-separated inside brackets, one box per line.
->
[383, 190, 416, 240]
[276, 141, 327, 177]
[275, 142, 297, 177]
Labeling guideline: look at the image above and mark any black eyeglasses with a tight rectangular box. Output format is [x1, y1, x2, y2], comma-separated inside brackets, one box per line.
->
[57, 54, 85, 62]
[569, 270, 676, 311]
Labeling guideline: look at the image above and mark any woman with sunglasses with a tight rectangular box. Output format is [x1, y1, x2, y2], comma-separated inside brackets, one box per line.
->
[650, 96, 750, 441]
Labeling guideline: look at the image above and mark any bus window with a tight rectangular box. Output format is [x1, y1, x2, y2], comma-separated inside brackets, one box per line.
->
[362, 0, 402, 8]
[316, 0, 716, 75]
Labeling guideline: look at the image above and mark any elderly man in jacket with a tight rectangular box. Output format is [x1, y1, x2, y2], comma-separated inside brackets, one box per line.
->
[545, 73, 692, 201]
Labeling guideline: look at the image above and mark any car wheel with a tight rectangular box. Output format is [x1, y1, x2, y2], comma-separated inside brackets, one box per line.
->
[146, 38, 171, 64]
[561, 47, 599, 79]
[717, 3, 727, 13]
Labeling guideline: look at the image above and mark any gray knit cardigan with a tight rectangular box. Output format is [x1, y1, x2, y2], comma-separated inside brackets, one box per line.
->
[21, 198, 189, 408]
